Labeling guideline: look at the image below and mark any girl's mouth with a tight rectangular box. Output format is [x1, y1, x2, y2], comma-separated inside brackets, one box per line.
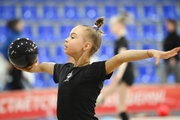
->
[64, 45, 68, 49]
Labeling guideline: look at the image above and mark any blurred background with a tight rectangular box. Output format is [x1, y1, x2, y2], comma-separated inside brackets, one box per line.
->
[0, 0, 180, 120]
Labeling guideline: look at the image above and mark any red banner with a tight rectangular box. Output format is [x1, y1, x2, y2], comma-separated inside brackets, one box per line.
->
[0, 85, 180, 119]
[96, 85, 180, 114]
[0, 89, 57, 120]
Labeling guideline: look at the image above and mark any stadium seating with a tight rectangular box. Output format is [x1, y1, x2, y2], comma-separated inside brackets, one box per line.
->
[100, 45, 114, 59]
[105, 6, 118, 18]
[142, 44, 157, 50]
[55, 46, 68, 63]
[64, 6, 78, 19]
[60, 25, 74, 39]
[0, 5, 15, 20]
[38, 26, 54, 41]
[143, 24, 157, 40]
[126, 25, 139, 40]
[137, 66, 159, 84]
[38, 46, 51, 62]
[0, 26, 7, 44]
[125, 5, 138, 20]
[102, 25, 115, 40]
[0, 0, 180, 87]
[144, 5, 159, 20]
[43, 6, 59, 20]
[23, 26, 33, 39]
[85, 6, 98, 19]
[163, 5, 177, 19]
[21, 6, 37, 20]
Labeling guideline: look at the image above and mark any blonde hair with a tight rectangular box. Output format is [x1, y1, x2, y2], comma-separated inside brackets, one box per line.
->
[80, 17, 104, 56]
[110, 11, 134, 25]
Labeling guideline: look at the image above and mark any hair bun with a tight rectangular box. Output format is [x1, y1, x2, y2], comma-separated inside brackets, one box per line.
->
[94, 17, 104, 28]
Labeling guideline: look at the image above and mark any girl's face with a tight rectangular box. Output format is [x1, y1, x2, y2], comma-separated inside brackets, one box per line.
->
[110, 20, 124, 36]
[166, 21, 175, 33]
[64, 26, 92, 57]
[15, 21, 24, 32]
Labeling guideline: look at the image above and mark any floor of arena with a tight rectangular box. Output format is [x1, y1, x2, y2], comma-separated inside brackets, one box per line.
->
[98, 112, 180, 120]
[30, 113, 180, 120]
[34, 115, 180, 120]
[99, 116, 180, 120]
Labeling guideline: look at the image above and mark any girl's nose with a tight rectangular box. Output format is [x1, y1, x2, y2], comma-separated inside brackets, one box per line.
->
[65, 38, 68, 43]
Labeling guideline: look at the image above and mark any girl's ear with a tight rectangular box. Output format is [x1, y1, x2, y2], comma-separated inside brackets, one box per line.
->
[83, 42, 92, 51]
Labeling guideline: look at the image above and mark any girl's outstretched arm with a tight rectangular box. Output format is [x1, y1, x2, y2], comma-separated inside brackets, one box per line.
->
[15, 60, 55, 75]
[105, 47, 180, 75]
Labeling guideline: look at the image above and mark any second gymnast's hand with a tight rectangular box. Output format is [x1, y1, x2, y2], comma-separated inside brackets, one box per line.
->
[149, 47, 180, 65]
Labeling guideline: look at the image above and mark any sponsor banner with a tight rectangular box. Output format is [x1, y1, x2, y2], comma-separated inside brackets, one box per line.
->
[0, 89, 57, 119]
[96, 85, 180, 114]
[0, 85, 180, 119]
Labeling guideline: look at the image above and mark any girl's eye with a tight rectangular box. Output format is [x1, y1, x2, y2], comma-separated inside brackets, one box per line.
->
[71, 36, 75, 39]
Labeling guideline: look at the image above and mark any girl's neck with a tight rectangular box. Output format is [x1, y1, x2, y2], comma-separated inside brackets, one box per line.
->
[74, 61, 90, 67]
[73, 55, 90, 67]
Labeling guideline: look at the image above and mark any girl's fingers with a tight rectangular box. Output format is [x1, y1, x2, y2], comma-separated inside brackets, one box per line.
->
[169, 47, 180, 54]
[14, 66, 22, 70]
[162, 47, 179, 59]
[14, 65, 31, 71]
[167, 52, 177, 58]
[155, 57, 160, 65]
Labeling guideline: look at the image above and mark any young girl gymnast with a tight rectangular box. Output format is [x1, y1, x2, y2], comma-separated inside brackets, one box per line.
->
[96, 13, 134, 120]
[15, 18, 180, 120]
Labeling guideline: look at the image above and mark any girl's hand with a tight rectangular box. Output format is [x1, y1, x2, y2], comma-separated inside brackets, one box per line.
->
[149, 47, 180, 65]
[14, 59, 38, 72]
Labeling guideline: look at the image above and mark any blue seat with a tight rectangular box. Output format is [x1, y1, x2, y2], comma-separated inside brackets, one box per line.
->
[34, 73, 45, 88]
[49, 75, 58, 87]
[102, 25, 115, 40]
[43, 6, 58, 20]
[134, 76, 142, 84]
[143, 24, 157, 40]
[105, 6, 118, 18]
[100, 45, 114, 58]
[134, 75, 159, 84]
[138, 66, 156, 84]
[38, 46, 50, 57]
[56, 46, 63, 57]
[21, 6, 37, 20]
[128, 44, 136, 50]
[39, 73, 55, 87]
[55, 46, 68, 63]
[0, 5, 15, 20]
[23, 26, 33, 39]
[141, 74, 158, 84]
[85, 6, 98, 19]
[64, 6, 78, 19]
[125, 5, 138, 20]
[142, 44, 157, 50]
[126, 25, 138, 40]
[44, 75, 57, 87]
[38, 46, 51, 62]
[167, 74, 176, 84]
[163, 5, 177, 19]
[162, 24, 168, 36]
[0, 26, 7, 43]
[38, 26, 54, 41]
[144, 5, 159, 20]
[135, 0, 158, 2]
[35, 73, 56, 88]
[60, 25, 74, 39]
